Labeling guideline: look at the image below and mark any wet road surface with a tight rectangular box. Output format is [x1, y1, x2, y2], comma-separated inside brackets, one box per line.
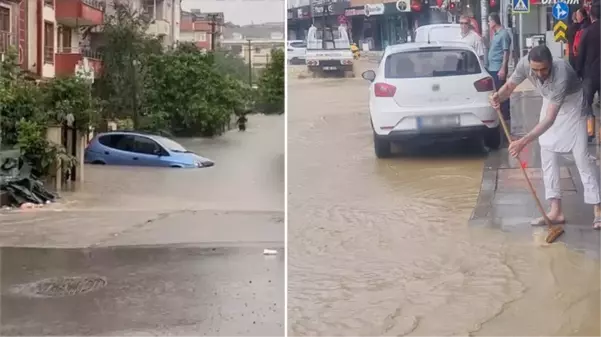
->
[0, 114, 285, 247]
[0, 246, 284, 336]
[0, 114, 285, 335]
[287, 63, 600, 336]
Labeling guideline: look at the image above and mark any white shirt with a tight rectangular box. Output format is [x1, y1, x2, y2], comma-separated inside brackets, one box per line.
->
[460, 30, 484, 59]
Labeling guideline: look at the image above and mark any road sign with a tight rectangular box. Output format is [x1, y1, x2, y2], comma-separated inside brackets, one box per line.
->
[552, 1, 569, 20]
[553, 20, 568, 42]
[512, 0, 530, 14]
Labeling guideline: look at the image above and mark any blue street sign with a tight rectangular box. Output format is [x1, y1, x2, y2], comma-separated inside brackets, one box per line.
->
[552, 1, 570, 20]
[512, 0, 530, 13]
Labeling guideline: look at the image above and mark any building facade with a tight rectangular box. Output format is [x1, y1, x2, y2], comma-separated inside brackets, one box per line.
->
[179, 10, 223, 50]
[0, 0, 104, 79]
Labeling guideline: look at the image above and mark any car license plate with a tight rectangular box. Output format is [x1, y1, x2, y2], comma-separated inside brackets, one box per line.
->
[417, 115, 460, 129]
[323, 66, 338, 71]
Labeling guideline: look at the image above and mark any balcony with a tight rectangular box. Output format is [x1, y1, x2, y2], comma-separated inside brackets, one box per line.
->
[56, 0, 104, 27]
[55, 47, 102, 78]
[0, 30, 18, 56]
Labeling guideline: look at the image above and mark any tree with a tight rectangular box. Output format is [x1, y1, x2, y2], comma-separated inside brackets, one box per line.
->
[256, 48, 284, 114]
[141, 47, 248, 136]
[94, 2, 155, 128]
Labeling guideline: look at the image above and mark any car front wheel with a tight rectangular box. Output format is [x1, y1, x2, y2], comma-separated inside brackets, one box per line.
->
[484, 126, 502, 150]
[373, 133, 392, 158]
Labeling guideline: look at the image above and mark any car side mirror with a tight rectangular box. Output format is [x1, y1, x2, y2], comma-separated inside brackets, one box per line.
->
[362, 70, 376, 82]
[153, 148, 162, 156]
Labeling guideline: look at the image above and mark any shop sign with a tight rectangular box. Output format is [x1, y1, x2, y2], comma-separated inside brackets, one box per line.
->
[312, 1, 349, 17]
[290, 5, 312, 19]
[344, 7, 365, 16]
[364, 3, 385, 16]
[535, 0, 579, 4]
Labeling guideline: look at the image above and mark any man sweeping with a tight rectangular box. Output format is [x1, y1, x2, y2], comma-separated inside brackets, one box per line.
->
[490, 45, 601, 230]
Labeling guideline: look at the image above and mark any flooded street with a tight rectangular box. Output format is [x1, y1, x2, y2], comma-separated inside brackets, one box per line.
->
[286, 64, 600, 336]
[0, 114, 285, 335]
[0, 114, 285, 247]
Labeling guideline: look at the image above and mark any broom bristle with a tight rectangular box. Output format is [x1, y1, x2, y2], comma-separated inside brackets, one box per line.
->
[545, 226, 565, 243]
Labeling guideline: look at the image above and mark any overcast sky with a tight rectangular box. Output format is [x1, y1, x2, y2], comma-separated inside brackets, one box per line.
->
[181, 0, 285, 25]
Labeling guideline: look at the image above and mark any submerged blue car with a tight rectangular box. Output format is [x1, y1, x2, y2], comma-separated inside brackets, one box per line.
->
[85, 131, 214, 168]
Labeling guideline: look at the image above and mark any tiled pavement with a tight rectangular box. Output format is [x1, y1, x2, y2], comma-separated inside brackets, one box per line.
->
[470, 91, 601, 260]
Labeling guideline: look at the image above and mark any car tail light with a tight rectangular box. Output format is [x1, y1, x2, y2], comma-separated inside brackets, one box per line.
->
[374, 83, 397, 97]
[474, 77, 494, 92]
[340, 59, 353, 65]
[307, 60, 319, 66]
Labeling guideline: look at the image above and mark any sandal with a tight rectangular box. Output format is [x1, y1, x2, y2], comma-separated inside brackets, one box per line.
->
[593, 217, 601, 230]
[530, 217, 566, 226]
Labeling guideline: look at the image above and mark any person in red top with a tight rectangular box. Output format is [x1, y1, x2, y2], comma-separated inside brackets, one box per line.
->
[465, 9, 481, 36]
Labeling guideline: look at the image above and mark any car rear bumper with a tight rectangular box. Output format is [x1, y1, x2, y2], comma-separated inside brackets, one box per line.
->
[371, 105, 498, 137]
[375, 125, 493, 142]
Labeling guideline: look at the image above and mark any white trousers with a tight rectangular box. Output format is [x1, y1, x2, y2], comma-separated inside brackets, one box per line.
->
[541, 145, 601, 204]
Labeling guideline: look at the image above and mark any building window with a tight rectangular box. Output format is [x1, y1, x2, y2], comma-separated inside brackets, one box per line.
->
[195, 32, 207, 41]
[60, 26, 72, 52]
[44, 0, 53, 7]
[0, 6, 11, 54]
[44, 21, 54, 64]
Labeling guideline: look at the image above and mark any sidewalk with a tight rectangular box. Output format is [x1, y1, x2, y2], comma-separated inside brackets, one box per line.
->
[470, 91, 601, 259]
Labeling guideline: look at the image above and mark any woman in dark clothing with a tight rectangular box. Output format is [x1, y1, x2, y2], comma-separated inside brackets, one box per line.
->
[568, 9, 589, 69]
[568, 12, 581, 69]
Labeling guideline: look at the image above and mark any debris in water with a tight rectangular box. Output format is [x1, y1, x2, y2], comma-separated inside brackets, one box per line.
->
[263, 249, 277, 255]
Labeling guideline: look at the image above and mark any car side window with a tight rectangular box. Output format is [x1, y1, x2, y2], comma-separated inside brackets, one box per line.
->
[291, 42, 306, 48]
[133, 136, 161, 155]
[114, 135, 135, 152]
[99, 134, 125, 149]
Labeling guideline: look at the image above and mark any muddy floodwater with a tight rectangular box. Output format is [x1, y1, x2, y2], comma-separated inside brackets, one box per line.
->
[0, 114, 284, 248]
[287, 64, 600, 336]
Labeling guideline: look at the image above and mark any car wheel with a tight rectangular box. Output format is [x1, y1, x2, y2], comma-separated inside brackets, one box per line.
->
[484, 126, 502, 150]
[373, 133, 392, 158]
[91, 160, 105, 165]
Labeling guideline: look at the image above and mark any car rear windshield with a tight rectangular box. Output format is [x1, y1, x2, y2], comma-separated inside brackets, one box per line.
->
[384, 49, 481, 79]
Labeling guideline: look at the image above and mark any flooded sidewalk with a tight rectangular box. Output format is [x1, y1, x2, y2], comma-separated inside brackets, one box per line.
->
[470, 91, 601, 259]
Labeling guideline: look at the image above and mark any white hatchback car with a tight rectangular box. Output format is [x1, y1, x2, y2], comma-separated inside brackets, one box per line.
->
[362, 41, 500, 158]
[414, 24, 462, 43]
[287, 40, 307, 65]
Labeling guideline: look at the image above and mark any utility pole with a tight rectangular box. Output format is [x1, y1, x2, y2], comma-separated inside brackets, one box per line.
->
[247, 39, 252, 86]
[208, 13, 219, 51]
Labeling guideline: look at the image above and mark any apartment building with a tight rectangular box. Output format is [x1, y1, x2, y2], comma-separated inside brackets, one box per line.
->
[220, 25, 285, 68]
[98, 0, 180, 47]
[179, 9, 223, 50]
[0, 0, 103, 79]
[0, 0, 28, 72]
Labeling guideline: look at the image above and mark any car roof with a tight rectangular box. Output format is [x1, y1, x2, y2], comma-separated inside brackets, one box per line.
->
[384, 40, 472, 55]
[96, 131, 161, 138]
[415, 23, 461, 30]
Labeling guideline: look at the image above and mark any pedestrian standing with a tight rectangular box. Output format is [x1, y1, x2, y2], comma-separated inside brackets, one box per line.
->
[459, 15, 484, 61]
[575, 4, 600, 142]
[567, 12, 582, 69]
[465, 9, 481, 36]
[571, 8, 590, 61]
[490, 45, 601, 229]
[487, 12, 512, 124]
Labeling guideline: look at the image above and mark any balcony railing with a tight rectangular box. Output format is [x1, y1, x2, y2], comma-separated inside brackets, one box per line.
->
[57, 46, 101, 59]
[0, 30, 18, 55]
[81, 0, 104, 11]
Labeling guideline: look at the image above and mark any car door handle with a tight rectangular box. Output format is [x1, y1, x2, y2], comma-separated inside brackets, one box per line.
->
[132, 157, 139, 160]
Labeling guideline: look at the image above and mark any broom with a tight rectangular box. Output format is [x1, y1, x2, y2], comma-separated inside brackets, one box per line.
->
[491, 101, 565, 244]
